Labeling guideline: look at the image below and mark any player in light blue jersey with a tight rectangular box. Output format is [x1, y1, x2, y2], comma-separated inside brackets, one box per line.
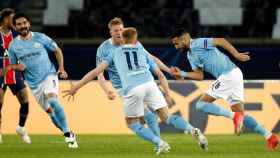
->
[96, 17, 174, 138]
[5, 13, 78, 148]
[170, 28, 279, 151]
[63, 28, 208, 154]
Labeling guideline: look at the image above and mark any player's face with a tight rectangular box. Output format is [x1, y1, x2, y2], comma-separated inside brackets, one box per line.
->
[110, 24, 124, 44]
[15, 17, 30, 37]
[171, 35, 189, 52]
[172, 37, 185, 49]
[7, 13, 15, 29]
[3, 13, 15, 29]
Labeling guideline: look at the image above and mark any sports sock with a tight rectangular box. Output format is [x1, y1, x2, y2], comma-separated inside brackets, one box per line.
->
[144, 109, 160, 137]
[128, 122, 161, 145]
[47, 97, 70, 133]
[196, 101, 234, 119]
[244, 115, 272, 139]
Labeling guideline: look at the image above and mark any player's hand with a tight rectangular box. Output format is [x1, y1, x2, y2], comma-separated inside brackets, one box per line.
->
[170, 66, 183, 80]
[57, 69, 68, 79]
[62, 82, 77, 101]
[107, 90, 116, 100]
[235, 52, 250, 62]
[164, 94, 176, 108]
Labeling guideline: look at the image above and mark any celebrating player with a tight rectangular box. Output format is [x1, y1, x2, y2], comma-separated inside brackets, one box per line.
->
[63, 27, 208, 154]
[96, 17, 173, 137]
[5, 13, 78, 148]
[169, 28, 279, 151]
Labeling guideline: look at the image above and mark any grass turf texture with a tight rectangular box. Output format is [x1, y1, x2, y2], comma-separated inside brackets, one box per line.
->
[0, 134, 279, 158]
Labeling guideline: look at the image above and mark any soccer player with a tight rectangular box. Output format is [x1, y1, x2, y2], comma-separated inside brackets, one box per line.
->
[63, 27, 208, 154]
[5, 13, 78, 148]
[169, 28, 279, 151]
[0, 8, 30, 143]
[96, 17, 173, 137]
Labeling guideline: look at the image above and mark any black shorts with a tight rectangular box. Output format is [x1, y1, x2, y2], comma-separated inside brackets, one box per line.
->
[0, 72, 26, 95]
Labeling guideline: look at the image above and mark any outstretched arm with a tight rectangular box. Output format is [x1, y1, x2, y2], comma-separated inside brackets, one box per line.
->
[170, 67, 204, 81]
[152, 67, 175, 106]
[148, 53, 171, 74]
[213, 38, 250, 62]
[63, 62, 109, 98]
[97, 73, 116, 100]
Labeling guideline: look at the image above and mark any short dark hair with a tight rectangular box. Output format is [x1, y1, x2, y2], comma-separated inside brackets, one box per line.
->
[12, 12, 30, 25]
[170, 28, 188, 39]
[0, 8, 15, 23]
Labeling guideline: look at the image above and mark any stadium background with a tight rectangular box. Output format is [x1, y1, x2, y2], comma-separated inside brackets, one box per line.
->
[1, 0, 280, 134]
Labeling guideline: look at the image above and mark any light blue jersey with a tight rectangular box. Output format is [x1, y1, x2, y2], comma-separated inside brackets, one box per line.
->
[8, 32, 57, 89]
[96, 39, 122, 89]
[104, 44, 157, 95]
[96, 39, 147, 90]
[187, 38, 236, 78]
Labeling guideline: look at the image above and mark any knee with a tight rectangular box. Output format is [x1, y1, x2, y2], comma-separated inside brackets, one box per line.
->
[20, 103, 29, 115]
[16, 88, 28, 103]
[144, 111, 157, 124]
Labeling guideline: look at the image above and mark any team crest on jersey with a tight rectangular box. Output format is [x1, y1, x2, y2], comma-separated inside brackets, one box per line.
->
[34, 42, 42, 48]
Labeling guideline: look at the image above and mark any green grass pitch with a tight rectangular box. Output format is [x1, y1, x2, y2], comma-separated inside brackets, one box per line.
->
[0, 134, 279, 158]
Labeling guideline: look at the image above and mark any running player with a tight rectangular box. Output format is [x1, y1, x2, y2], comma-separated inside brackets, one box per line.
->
[6, 13, 78, 148]
[169, 28, 279, 151]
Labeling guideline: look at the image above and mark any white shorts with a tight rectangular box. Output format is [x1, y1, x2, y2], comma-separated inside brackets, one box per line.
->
[31, 74, 59, 110]
[206, 68, 244, 105]
[122, 81, 167, 117]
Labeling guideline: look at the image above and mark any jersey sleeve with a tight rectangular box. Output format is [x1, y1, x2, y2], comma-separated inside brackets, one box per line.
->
[147, 56, 158, 72]
[103, 50, 114, 66]
[143, 48, 158, 71]
[96, 46, 105, 66]
[39, 33, 58, 52]
[195, 38, 215, 50]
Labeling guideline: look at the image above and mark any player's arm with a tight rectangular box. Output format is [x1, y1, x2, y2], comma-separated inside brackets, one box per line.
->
[2, 47, 25, 75]
[152, 67, 175, 107]
[63, 62, 109, 98]
[213, 38, 250, 62]
[148, 53, 171, 74]
[170, 67, 204, 81]
[97, 73, 115, 100]
[53, 47, 68, 79]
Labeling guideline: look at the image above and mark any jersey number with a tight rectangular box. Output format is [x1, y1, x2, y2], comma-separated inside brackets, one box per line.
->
[124, 51, 139, 70]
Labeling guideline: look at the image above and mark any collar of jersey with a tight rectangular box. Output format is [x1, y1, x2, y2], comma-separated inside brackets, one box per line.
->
[17, 32, 34, 41]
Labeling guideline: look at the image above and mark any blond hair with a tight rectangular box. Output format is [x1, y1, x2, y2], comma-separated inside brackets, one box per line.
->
[122, 27, 137, 44]
[108, 17, 123, 29]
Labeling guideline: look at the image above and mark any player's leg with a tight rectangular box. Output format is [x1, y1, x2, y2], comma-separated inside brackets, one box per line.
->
[12, 77, 29, 128]
[145, 81, 208, 150]
[34, 74, 77, 148]
[196, 94, 235, 119]
[196, 74, 235, 119]
[0, 84, 6, 143]
[144, 107, 160, 137]
[231, 103, 279, 150]
[9, 76, 31, 143]
[124, 83, 169, 154]
[156, 106, 208, 150]
[12, 86, 31, 144]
